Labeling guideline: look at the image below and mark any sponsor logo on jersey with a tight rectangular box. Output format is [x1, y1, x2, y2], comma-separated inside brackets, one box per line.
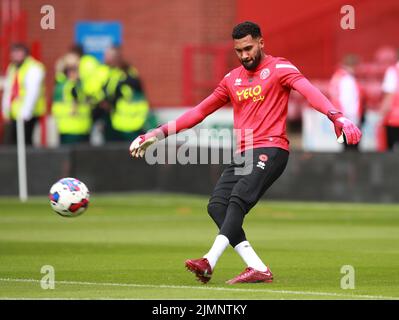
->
[259, 154, 268, 162]
[236, 85, 265, 102]
[260, 68, 270, 80]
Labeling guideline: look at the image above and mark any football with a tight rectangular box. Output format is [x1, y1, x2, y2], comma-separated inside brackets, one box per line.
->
[49, 178, 90, 217]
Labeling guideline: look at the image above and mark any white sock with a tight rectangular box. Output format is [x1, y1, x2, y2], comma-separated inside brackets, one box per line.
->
[203, 234, 230, 270]
[234, 241, 268, 272]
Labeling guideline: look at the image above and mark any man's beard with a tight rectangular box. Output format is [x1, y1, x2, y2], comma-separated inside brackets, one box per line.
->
[241, 50, 263, 70]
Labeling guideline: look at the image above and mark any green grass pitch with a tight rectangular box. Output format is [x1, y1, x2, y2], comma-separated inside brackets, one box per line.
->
[0, 193, 399, 300]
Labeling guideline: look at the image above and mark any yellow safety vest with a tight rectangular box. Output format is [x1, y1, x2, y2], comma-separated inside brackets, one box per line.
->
[79, 55, 110, 103]
[110, 84, 149, 132]
[104, 67, 124, 97]
[8, 57, 46, 120]
[51, 80, 92, 135]
[94, 64, 111, 102]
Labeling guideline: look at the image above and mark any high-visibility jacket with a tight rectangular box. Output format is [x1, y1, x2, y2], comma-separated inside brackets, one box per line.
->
[79, 55, 100, 96]
[51, 79, 92, 135]
[104, 67, 149, 133]
[7, 57, 46, 120]
[79, 55, 110, 103]
[111, 84, 149, 132]
[104, 67, 124, 100]
[93, 64, 111, 102]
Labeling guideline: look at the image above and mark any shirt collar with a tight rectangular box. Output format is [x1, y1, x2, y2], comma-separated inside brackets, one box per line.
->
[245, 54, 272, 75]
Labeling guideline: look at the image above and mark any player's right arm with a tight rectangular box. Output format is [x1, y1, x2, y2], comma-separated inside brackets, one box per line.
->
[130, 92, 228, 158]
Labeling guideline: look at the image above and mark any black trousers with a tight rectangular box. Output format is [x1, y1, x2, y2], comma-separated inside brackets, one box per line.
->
[207, 147, 289, 246]
[10, 117, 39, 145]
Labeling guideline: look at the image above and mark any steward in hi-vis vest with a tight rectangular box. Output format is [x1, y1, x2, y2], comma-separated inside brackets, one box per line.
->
[1, 44, 46, 145]
[100, 47, 149, 142]
[52, 64, 92, 144]
[106, 67, 149, 141]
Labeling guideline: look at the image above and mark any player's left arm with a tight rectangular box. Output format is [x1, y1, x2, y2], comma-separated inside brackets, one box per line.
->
[293, 78, 362, 145]
[276, 60, 361, 145]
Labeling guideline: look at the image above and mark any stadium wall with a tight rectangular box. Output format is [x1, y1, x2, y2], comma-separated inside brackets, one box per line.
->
[18, 0, 236, 107]
[0, 145, 398, 203]
[237, 0, 399, 78]
[7, 0, 398, 107]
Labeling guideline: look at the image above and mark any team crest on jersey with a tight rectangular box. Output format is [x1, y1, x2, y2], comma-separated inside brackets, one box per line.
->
[260, 68, 270, 80]
[256, 154, 268, 170]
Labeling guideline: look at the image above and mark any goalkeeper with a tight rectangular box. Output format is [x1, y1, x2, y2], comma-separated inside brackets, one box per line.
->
[130, 21, 361, 284]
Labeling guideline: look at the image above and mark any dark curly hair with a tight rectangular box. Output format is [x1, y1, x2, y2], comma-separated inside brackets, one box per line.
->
[232, 21, 262, 39]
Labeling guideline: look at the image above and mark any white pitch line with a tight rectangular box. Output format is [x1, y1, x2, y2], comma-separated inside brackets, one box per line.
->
[0, 278, 398, 300]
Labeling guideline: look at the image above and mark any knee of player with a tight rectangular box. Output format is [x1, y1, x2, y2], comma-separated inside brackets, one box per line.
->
[229, 196, 251, 215]
[207, 201, 226, 218]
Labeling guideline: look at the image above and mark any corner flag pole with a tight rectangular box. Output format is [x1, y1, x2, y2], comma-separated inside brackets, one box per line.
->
[16, 116, 28, 202]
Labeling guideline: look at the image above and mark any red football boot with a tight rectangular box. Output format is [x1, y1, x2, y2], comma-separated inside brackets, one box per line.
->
[226, 267, 273, 284]
[185, 258, 213, 284]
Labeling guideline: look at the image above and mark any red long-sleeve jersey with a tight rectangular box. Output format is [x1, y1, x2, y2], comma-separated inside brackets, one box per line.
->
[151, 54, 335, 152]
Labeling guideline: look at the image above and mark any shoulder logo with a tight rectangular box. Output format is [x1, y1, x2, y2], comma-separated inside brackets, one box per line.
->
[234, 78, 242, 86]
[260, 68, 270, 80]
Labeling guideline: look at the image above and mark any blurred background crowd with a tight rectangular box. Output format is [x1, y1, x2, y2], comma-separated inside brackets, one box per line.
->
[1, 42, 156, 146]
[0, 0, 398, 152]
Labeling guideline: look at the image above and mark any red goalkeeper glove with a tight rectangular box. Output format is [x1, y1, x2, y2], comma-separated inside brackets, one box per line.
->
[327, 110, 362, 145]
